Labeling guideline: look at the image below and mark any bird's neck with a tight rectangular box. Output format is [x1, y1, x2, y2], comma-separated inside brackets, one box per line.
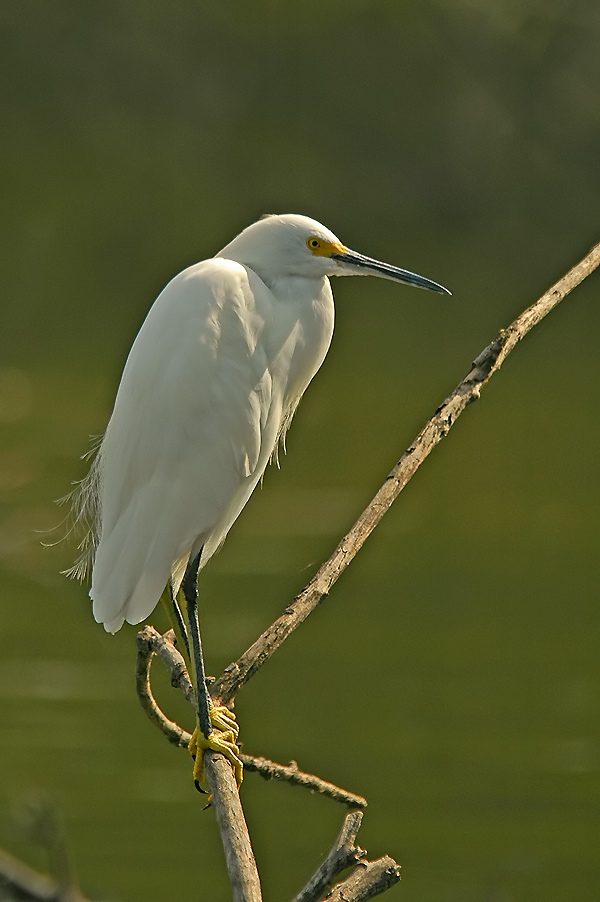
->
[260, 272, 330, 306]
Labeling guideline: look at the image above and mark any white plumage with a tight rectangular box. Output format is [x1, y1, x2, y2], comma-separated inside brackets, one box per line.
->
[71, 213, 449, 633]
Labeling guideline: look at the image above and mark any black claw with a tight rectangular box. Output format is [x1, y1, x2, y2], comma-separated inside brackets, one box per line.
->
[194, 780, 208, 794]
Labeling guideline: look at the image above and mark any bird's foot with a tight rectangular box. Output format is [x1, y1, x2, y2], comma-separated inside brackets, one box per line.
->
[188, 704, 243, 792]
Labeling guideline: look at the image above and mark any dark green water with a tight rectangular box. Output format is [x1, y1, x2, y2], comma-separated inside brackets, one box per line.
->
[1, 3, 600, 899]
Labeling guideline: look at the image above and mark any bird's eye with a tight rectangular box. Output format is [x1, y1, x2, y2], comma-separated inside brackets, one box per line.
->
[307, 237, 321, 250]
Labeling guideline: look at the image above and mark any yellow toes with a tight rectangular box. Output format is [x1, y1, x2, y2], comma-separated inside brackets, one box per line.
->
[210, 704, 240, 740]
[188, 705, 243, 791]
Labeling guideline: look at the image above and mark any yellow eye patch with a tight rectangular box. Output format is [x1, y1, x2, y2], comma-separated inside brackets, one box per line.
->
[306, 236, 347, 257]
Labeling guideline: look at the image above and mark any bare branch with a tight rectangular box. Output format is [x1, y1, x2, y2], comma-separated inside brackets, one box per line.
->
[0, 795, 87, 902]
[0, 847, 90, 902]
[204, 753, 263, 902]
[135, 627, 192, 747]
[241, 756, 367, 809]
[325, 856, 401, 901]
[135, 626, 261, 900]
[136, 626, 368, 807]
[212, 239, 600, 705]
[137, 625, 194, 704]
[294, 812, 401, 902]
[293, 811, 367, 902]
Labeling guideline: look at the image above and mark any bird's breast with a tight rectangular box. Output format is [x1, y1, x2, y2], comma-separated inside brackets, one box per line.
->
[257, 274, 335, 407]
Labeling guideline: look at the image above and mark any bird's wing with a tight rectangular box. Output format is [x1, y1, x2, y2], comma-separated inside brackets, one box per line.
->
[89, 258, 283, 630]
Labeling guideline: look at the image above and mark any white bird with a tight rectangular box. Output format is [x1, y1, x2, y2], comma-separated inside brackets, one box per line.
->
[70, 213, 450, 784]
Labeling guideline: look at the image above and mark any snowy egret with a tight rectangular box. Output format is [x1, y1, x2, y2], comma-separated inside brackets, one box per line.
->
[69, 213, 450, 786]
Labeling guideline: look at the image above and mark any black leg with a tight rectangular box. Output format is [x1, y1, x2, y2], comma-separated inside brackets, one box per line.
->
[182, 549, 212, 740]
[169, 585, 190, 658]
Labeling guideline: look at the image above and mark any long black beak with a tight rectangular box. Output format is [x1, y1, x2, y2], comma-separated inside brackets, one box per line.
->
[331, 250, 452, 295]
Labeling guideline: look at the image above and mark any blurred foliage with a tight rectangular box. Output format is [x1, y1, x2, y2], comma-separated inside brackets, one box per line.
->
[1, 1, 599, 901]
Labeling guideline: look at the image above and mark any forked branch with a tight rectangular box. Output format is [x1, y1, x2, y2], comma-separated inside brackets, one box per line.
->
[293, 811, 366, 902]
[136, 625, 368, 809]
[293, 812, 401, 902]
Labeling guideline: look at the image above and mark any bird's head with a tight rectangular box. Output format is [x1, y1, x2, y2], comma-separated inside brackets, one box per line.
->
[217, 213, 451, 295]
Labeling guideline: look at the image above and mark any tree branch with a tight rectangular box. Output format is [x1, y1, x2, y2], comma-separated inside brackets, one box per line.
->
[204, 753, 263, 902]
[135, 627, 192, 747]
[241, 756, 367, 809]
[0, 796, 87, 902]
[211, 239, 600, 705]
[135, 625, 262, 900]
[0, 848, 90, 902]
[324, 857, 402, 902]
[293, 811, 366, 902]
[136, 625, 368, 808]
[293, 811, 401, 902]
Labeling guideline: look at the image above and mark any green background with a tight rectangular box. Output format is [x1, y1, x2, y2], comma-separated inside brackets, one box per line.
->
[1, 1, 599, 899]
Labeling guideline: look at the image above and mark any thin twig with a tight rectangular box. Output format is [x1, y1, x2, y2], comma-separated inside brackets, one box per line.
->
[212, 239, 600, 705]
[9, 795, 84, 902]
[137, 625, 195, 703]
[0, 847, 90, 902]
[241, 756, 367, 809]
[293, 811, 401, 902]
[325, 856, 402, 901]
[135, 627, 192, 746]
[293, 812, 367, 902]
[136, 626, 368, 807]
